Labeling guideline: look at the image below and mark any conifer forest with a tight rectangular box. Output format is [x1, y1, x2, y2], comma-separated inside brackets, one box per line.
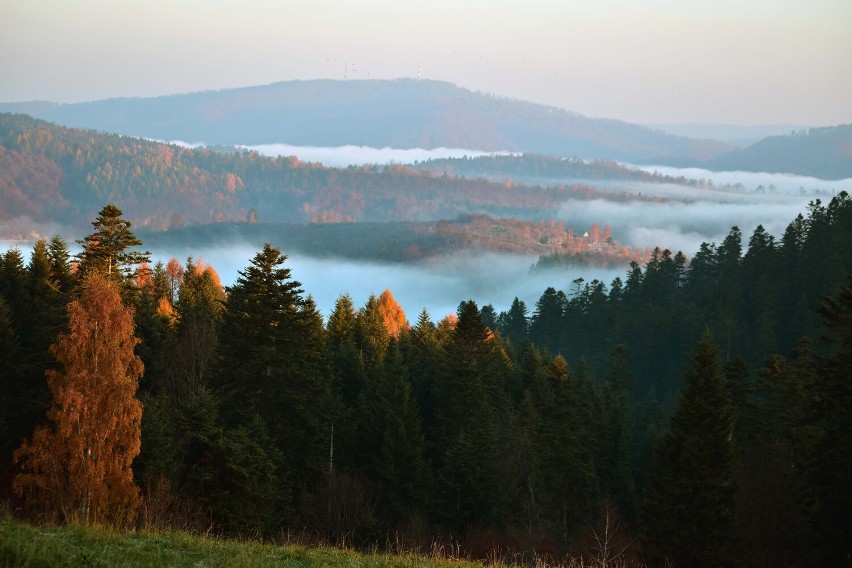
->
[2, 197, 852, 568]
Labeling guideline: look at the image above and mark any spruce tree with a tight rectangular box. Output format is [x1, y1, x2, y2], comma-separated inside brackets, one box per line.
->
[216, 243, 329, 521]
[529, 286, 566, 354]
[642, 330, 737, 568]
[598, 344, 635, 521]
[432, 300, 510, 528]
[166, 257, 225, 396]
[359, 344, 427, 519]
[742, 347, 820, 566]
[325, 294, 366, 470]
[47, 235, 74, 293]
[0, 295, 22, 493]
[77, 204, 150, 282]
[814, 277, 852, 563]
[356, 294, 390, 370]
[500, 296, 530, 347]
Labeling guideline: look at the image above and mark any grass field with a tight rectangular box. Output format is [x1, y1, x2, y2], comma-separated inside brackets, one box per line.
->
[0, 517, 491, 568]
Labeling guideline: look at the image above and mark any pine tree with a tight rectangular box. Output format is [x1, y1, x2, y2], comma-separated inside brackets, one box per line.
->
[814, 277, 852, 562]
[500, 297, 530, 347]
[0, 249, 29, 322]
[401, 308, 442, 458]
[13, 274, 143, 527]
[19, 240, 67, 454]
[715, 226, 744, 361]
[642, 330, 737, 567]
[216, 243, 329, 519]
[77, 204, 150, 282]
[47, 235, 74, 293]
[433, 300, 511, 528]
[165, 257, 225, 396]
[537, 354, 599, 543]
[356, 294, 391, 370]
[529, 287, 566, 354]
[598, 345, 635, 521]
[511, 343, 552, 533]
[0, 244, 66, 485]
[217, 243, 307, 420]
[325, 294, 366, 469]
[0, 295, 22, 492]
[741, 346, 820, 567]
[359, 344, 427, 519]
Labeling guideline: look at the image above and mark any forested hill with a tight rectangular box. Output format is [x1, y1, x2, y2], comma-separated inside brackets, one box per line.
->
[412, 153, 719, 188]
[0, 79, 731, 163]
[0, 112, 676, 235]
[703, 124, 852, 180]
[2, 193, 852, 566]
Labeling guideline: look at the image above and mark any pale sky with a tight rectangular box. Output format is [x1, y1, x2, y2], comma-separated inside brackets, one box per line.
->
[1, 0, 850, 125]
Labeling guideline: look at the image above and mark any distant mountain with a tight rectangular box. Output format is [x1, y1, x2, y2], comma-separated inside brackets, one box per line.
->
[647, 123, 810, 147]
[704, 125, 852, 180]
[0, 79, 731, 164]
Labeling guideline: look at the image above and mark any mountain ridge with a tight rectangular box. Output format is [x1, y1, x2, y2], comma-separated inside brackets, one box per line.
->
[0, 79, 731, 164]
[702, 124, 852, 180]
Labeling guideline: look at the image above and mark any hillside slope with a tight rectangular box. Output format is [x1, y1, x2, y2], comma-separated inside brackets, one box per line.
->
[0, 113, 678, 234]
[0, 518, 486, 568]
[704, 124, 852, 180]
[0, 79, 730, 163]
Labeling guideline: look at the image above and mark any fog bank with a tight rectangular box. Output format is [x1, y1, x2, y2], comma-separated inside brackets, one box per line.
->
[163, 140, 510, 168]
[241, 144, 511, 167]
[559, 197, 811, 254]
[627, 164, 852, 195]
[143, 243, 624, 321]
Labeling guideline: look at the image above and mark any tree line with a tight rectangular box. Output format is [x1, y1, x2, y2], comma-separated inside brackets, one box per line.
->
[1, 199, 851, 567]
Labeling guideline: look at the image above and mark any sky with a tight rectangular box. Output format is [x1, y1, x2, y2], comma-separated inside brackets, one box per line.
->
[1, 0, 850, 126]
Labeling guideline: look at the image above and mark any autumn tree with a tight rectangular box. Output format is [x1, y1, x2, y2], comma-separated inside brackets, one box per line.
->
[164, 257, 184, 304]
[377, 289, 408, 339]
[13, 274, 143, 527]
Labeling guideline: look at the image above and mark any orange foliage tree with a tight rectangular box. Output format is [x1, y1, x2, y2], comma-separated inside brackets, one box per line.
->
[13, 274, 143, 527]
[377, 289, 408, 339]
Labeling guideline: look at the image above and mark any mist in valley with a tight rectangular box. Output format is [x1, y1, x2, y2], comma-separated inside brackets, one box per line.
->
[557, 166, 849, 255]
[165, 140, 510, 168]
[142, 187, 818, 321]
[558, 195, 812, 255]
[141, 243, 624, 321]
[3, 145, 847, 323]
[241, 143, 509, 168]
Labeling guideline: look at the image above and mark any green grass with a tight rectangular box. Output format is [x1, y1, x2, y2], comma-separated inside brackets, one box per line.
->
[0, 518, 488, 568]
